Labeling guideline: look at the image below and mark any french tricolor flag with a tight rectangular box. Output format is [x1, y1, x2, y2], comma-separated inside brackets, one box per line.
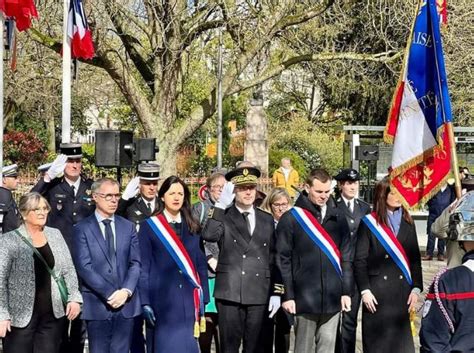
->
[384, 0, 453, 208]
[67, 0, 94, 59]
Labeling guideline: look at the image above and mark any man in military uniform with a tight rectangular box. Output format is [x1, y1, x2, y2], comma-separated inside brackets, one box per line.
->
[334, 168, 370, 353]
[420, 197, 474, 352]
[117, 162, 160, 353]
[202, 166, 283, 353]
[117, 163, 160, 230]
[32, 143, 95, 353]
[0, 164, 22, 233]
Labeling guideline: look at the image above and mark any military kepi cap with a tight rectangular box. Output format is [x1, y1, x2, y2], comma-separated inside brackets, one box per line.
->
[137, 163, 160, 181]
[2, 164, 18, 177]
[60, 143, 82, 158]
[37, 163, 52, 173]
[225, 167, 261, 186]
[334, 168, 360, 181]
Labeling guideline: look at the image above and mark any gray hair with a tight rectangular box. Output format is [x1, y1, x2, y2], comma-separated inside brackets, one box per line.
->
[18, 192, 51, 219]
[91, 178, 119, 194]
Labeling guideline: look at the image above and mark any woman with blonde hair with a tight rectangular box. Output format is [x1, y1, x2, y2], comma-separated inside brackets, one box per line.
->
[261, 187, 292, 353]
[0, 192, 82, 353]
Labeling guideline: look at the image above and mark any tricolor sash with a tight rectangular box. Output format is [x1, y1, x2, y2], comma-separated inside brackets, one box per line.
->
[291, 207, 342, 278]
[146, 214, 206, 337]
[362, 212, 413, 286]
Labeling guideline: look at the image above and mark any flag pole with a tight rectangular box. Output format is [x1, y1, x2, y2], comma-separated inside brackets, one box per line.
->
[446, 122, 462, 198]
[0, 14, 4, 182]
[62, 0, 71, 144]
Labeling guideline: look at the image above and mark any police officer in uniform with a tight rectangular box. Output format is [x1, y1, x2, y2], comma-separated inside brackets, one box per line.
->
[334, 169, 370, 353]
[117, 162, 160, 353]
[117, 163, 160, 231]
[420, 195, 474, 352]
[0, 164, 22, 233]
[32, 143, 95, 353]
[202, 166, 283, 353]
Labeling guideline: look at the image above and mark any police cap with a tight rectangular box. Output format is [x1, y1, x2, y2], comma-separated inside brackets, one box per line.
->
[2, 164, 18, 177]
[334, 168, 360, 182]
[60, 143, 82, 159]
[137, 163, 160, 181]
[225, 167, 261, 186]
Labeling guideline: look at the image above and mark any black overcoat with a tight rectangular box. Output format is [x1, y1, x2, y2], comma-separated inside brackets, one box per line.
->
[201, 204, 278, 305]
[276, 194, 352, 315]
[354, 217, 423, 353]
[0, 187, 21, 233]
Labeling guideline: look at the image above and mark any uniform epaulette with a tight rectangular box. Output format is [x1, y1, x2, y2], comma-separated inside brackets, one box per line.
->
[274, 283, 285, 295]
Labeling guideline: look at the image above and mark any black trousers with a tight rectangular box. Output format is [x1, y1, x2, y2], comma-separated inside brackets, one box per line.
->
[2, 309, 66, 353]
[336, 289, 361, 353]
[262, 308, 292, 353]
[198, 313, 220, 353]
[59, 316, 86, 353]
[216, 300, 266, 353]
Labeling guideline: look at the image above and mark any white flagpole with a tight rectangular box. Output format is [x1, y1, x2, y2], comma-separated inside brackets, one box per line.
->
[62, 0, 71, 143]
[0, 14, 4, 181]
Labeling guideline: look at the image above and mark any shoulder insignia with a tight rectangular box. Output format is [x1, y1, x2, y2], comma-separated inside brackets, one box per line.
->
[135, 210, 142, 216]
[208, 208, 214, 218]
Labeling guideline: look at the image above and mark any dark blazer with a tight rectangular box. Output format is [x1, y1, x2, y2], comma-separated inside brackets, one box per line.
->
[32, 176, 95, 249]
[354, 217, 422, 353]
[72, 214, 141, 321]
[202, 204, 278, 305]
[276, 194, 352, 315]
[138, 216, 209, 353]
[117, 196, 160, 229]
[0, 187, 21, 233]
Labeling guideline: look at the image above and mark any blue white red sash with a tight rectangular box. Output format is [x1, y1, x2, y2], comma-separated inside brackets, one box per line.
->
[291, 207, 342, 278]
[362, 212, 413, 286]
[146, 214, 206, 337]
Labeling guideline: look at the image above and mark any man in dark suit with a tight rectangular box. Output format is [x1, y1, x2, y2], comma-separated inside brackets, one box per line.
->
[334, 169, 370, 353]
[117, 163, 160, 353]
[0, 164, 22, 233]
[276, 168, 352, 353]
[202, 166, 283, 353]
[72, 177, 141, 353]
[32, 143, 95, 353]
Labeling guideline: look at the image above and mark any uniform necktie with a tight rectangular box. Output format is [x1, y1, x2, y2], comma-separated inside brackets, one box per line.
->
[102, 219, 116, 265]
[347, 201, 353, 213]
[242, 212, 252, 235]
[146, 202, 152, 214]
[71, 184, 75, 196]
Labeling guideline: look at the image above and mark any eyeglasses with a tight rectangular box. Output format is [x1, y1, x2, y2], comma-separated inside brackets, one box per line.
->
[211, 185, 224, 190]
[95, 193, 121, 201]
[272, 203, 289, 210]
[32, 207, 50, 214]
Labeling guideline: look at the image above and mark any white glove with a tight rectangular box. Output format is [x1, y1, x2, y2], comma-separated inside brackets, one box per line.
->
[215, 182, 234, 209]
[122, 176, 140, 200]
[268, 295, 281, 318]
[46, 154, 68, 181]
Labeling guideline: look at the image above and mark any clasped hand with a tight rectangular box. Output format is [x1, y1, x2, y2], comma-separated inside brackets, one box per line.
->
[107, 289, 129, 309]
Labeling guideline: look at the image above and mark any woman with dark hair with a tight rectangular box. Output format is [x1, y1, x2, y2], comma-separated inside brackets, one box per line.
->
[354, 177, 422, 353]
[138, 176, 209, 353]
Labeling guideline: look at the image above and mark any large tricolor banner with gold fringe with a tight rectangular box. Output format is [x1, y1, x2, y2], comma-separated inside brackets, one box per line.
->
[384, 0, 452, 208]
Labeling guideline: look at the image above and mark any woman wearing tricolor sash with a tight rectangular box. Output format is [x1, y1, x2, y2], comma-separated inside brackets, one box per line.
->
[138, 176, 209, 353]
[354, 178, 422, 353]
